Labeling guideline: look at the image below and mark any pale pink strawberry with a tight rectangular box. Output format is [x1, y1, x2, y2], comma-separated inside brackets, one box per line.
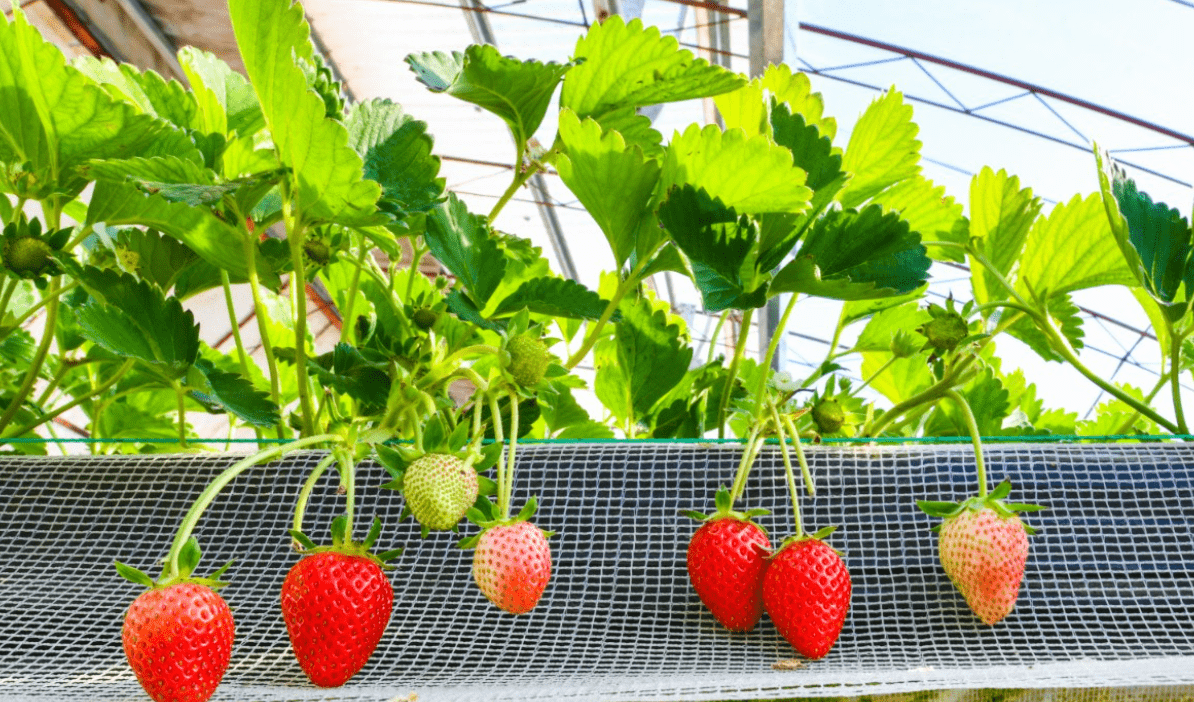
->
[938, 507, 1029, 625]
[472, 521, 551, 614]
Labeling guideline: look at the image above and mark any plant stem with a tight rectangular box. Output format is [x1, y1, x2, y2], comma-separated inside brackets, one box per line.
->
[728, 426, 765, 506]
[753, 294, 800, 411]
[63, 224, 94, 252]
[564, 244, 662, 370]
[220, 270, 254, 381]
[488, 393, 507, 518]
[851, 356, 898, 396]
[292, 452, 338, 535]
[706, 310, 729, 364]
[863, 356, 979, 437]
[244, 238, 284, 439]
[4, 359, 134, 439]
[287, 228, 316, 437]
[4, 281, 77, 337]
[339, 449, 356, 540]
[505, 389, 519, 520]
[488, 145, 533, 222]
[0, 278, 18, 323]
[0, 279, 60, 434]
[716, 308, 754, 439]
[417, 344, 500, 391]
[1167, 322, 1189, 433]
[773, 409, 804, 538]
[174, 382, 188, 449]
[164, 434, 339, 580]
[340, 236, 370, 345]
[779, 411, 815, 496]
[404, 241, 425, 306]
[945, 389, 986, 497]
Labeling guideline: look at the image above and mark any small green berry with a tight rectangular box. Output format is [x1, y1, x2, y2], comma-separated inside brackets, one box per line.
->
[4, 237, 52, 276]
[302, 238, 331, 268]
[921, 313, 969, 353]
[412, 307, 438, 331]
[507, 335, 550, 387]
[890, 329, 922, 359]
[811, 399, 845, 435]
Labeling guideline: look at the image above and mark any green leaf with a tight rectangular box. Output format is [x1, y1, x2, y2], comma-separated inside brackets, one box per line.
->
[83, 156, 286, 213]
[838, 89, 921, 209]
[228, 0, 380, 226]
[657, 185, 767, 311]
[925, 369, 1010, 437]
[555, 110, 661, 269]
[854, 302, 930, 352]
[862, 349, 933, 407]
[72, 268, 200, 372]
[178, 46, 266, 138]
[769, 101, 842, 193]
[83, 155, 215, 188]
[967, 167, 1042, 305]
[188, 358, 279, 427]
[345, 98, 444, 216]
[1077, 383, 1157, 436]
[841, 284, 928, 327]
[1007, 293, 1084, 363]
[86, 180, 261, 282]
[73, 57, 200, 131]
[772, 205, 931, 300]
[561, 16, 745, 126]
[594, 296, 693, 424]
[715, 64, 835, 140]
[424, 194, 505, 306]
[1095, 149, 1192, 309]
[659, 124, 812, 215]
[0, 12, 199, 199]
[492, 276, 610, 320]
[406, 45, 572, 149]
[557, 420, 616, 440]
[280, 342, 390, 413]
[869, 175, 965, 262]
[1018, 191, 1137, 299]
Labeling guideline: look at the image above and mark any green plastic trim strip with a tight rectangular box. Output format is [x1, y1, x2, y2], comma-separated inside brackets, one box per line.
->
[3, 434, 1194, 445]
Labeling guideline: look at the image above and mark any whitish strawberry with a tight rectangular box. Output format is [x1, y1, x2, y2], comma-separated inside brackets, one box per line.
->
[762, 535, 851, 660]
[403, 453, 479, 530]
[472, 520, 552, 614]
[506, 334, 550, 387]
[682, 486, 771, 631]
[918, 479, 1044, 625]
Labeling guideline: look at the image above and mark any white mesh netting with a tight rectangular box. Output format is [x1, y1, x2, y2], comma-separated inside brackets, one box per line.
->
[1, 442, 1193, 702]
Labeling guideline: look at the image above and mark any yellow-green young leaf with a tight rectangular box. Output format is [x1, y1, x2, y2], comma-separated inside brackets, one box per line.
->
[1017, 192, 1136, 299]
[1077, 383, 1157, 437]
[406, 45, 572, 150]
[177, 47, 266, 138]
[853, 301, 930, 353]
[659, 124, 811, 215]
[0, 12, 198, 199]
[861, 349, 933, 407]
[839, 89, 921, 209]
[968, 167, 1041, 305]
[73, 57, 201, 131]
[1131, 286, 1171, 353]
[714, 64, 835, 140]
[561, 16, 745, 122]
[556, 110, 661, 269]
[869, 175, 965, 261]
[228, 0, 380, 227]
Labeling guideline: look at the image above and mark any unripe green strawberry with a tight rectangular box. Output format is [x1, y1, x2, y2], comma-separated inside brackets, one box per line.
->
[506, 335, 550, 387]
[302, 238, 332, 269]
[403, 453, 479, 530]
[889, 329, 921, 359]
[123, 582, 234, 702]
[921, 312, 968, 352]
[811, 399, 845, 435]
[473, 521, 552, 614]
[4, 236, 52, 276]
[411, 306, 438, 330]
[938, 507, 1029, 625]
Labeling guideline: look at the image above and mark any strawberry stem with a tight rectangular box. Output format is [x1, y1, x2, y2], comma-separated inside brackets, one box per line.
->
[505, 388, 519, 521]
[164, 434, 339, 581]
[944, 389, 987, 497]
[488, 392, 507, 518]
[292, 451, 338, 536]
[773, 405, 804, 539]
[716, 307, 754, 439]
[779, 411, 815, 496]
[339, 448, 356, 540]
[728, 426, 765, 507]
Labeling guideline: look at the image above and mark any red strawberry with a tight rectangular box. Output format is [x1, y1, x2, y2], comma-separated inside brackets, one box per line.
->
[122, 582, 234, 702]
[281, 551, 393, 687]
[937, 507, 1029, 625]
[918, 479, 1043, 626]
[472, 520, 552, 614]
[762, 537, 852, 660]
[687, 517, 771, 631]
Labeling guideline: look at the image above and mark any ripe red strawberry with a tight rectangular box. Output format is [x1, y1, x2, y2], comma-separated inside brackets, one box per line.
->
[687, 517, 771, 631]
[762, 537, 852, 660]
[281, 551, 393, 687]
[918, 479, 1043, 626]
[472, 520, 552, 614]
[403, 453, 479, 531]
[122, 582, 234, 702]
[937, 507, 1029, 625]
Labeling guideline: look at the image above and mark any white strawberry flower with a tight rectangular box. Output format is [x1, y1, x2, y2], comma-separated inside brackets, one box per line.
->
[770, 370, 799, 392]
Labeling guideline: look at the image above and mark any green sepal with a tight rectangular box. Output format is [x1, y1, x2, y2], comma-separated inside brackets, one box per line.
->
[420, 524, 430, 539]
[289, 529, 317, 551]
[458, 534, 482, 549]
[1004, 502, 1047, 512]
[376, 548, 404, 563]
[808, 525, 838, 540]
[1023, 524, 1039, 536]
[679, 509, 707, 521]
[178, 537, 202, 577]
[478, 475, 498, 496]
[362, 516, 383, 549]
[929, 524, 942, 533]
[447, 421, 470, 452]
[514, 495, 539, 523]
[741, 508, 770, 519]
[114, 560, 155, 588]
[474, 442, 503, 471]
[330, 515, 349, 544]
[989, 479, 1012, 500]
[916, 500, 964, 518]
[541, 529, 557, 539]
[713, 485, 732, 513]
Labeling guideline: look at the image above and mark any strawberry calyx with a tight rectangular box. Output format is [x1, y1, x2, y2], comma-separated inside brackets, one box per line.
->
[917, 479, 1046, 534]
[114, 537, 233, 590]
[458, 495, 554, 548]
[772, 525, 840, 555]
[680, 485, 770, 530]
[289, 515, 404, 571]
